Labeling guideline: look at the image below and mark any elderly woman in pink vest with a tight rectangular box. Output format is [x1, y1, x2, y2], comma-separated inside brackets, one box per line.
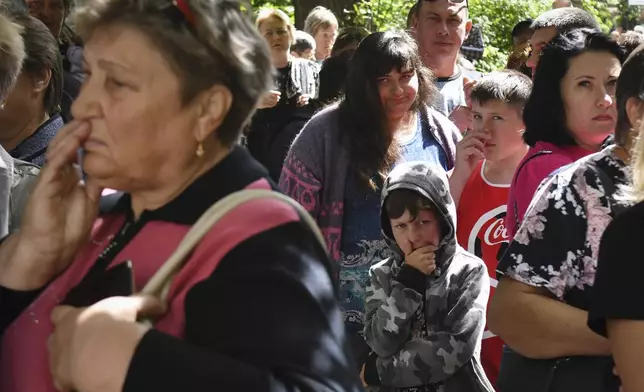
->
[0, 0, 361, 391]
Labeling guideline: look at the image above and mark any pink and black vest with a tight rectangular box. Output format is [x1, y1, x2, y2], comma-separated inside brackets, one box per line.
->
[0, 178, 301, 391]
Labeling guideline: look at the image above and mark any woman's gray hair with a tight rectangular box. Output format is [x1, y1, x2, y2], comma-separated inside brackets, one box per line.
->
[0, 12, 24, 102]
[303, 6, 337, 37]
[74, 0, 273, 146]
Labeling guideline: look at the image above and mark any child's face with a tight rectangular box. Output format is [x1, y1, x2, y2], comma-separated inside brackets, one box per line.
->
[472, 99, 526, 163]
[390, 208, 442, 255]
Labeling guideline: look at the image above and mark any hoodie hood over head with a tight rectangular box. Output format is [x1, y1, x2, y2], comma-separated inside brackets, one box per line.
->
[380, 161, 457, 273]
[364, 162, 493, 391]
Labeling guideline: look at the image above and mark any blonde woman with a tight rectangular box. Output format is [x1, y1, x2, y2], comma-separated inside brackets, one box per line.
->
[588, 45, 644, 392]
[303, 6, 338, 62]
[248, 8, 319, 180]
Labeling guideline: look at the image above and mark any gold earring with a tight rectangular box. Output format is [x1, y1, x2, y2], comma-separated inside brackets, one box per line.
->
[196, 142, 204, 158]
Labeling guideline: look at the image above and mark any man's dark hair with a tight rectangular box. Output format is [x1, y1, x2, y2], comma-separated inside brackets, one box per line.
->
[414, 0, 469, 17]
[292, 30, 315, 54]
[471, 70, 532, 112]
[617, 31, 644, 58]
[512, 19, 534, 38]
[318, 48, 353, 104]
[385, 189, 437, 221]
[331, 26, 369, 57]
[615, 44, 644, 148]
[531, 8, 600, 33]
[407, 3, 418, 28]
[523, 29, 625, 147]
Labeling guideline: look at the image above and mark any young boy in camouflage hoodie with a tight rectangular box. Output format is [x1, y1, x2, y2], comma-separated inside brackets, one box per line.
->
[363, 161, 494, 392]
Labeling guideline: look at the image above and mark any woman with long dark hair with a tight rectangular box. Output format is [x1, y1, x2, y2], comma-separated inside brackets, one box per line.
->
[505, 28, 624, 239]
[279, 30, 461, 367]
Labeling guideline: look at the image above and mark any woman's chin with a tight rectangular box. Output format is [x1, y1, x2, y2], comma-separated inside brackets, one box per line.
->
[386, 108, 412, 122]
[585, 121, 616, 135]
[82, 156, 119, 185]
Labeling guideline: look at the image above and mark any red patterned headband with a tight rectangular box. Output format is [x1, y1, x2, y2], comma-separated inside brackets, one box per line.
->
[173, 0, 196, 26]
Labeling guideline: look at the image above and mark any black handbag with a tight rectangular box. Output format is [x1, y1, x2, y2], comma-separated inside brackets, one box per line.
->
[496, 346, 620, 392]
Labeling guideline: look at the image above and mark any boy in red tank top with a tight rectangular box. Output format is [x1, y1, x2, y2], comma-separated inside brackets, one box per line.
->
[448, 70, 532, 388]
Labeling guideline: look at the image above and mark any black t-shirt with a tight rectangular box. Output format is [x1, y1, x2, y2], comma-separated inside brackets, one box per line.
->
[588, 200, 644, 337]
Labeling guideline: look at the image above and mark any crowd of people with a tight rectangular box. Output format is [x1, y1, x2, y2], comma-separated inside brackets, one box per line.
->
[0, 0, 644, 391]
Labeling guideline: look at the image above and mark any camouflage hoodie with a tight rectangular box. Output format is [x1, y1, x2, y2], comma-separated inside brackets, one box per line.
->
[363, 162, 494, 392]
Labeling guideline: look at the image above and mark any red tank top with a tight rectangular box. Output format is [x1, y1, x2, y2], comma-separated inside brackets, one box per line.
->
[456, 161, 509, 388]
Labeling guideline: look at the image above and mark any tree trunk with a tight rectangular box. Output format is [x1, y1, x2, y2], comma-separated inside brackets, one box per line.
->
[293, 0, 357, 29]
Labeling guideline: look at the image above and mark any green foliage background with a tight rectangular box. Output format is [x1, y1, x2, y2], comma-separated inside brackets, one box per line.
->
[252, 0, 294, 19]
[250, 0, 642, 73]
[468, 0, 551, 72]
[349, 0, 410, 32]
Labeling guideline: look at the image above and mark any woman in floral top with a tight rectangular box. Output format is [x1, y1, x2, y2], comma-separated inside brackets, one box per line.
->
[489, 30, 633, 392]
[587, 45, 644, 392]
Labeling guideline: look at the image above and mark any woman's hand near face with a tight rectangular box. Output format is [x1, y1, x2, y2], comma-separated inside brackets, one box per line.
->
[0, 121, 103, 291]
[49, 295, 166, 392]
[258, 90, 281, 109]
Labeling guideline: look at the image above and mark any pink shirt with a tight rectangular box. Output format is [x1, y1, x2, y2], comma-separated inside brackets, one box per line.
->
[506, 141, 592, 238]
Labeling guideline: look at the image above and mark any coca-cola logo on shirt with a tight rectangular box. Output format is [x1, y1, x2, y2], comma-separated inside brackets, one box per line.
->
[483, 217, 508, 246]
[466, 205, 509, 263]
